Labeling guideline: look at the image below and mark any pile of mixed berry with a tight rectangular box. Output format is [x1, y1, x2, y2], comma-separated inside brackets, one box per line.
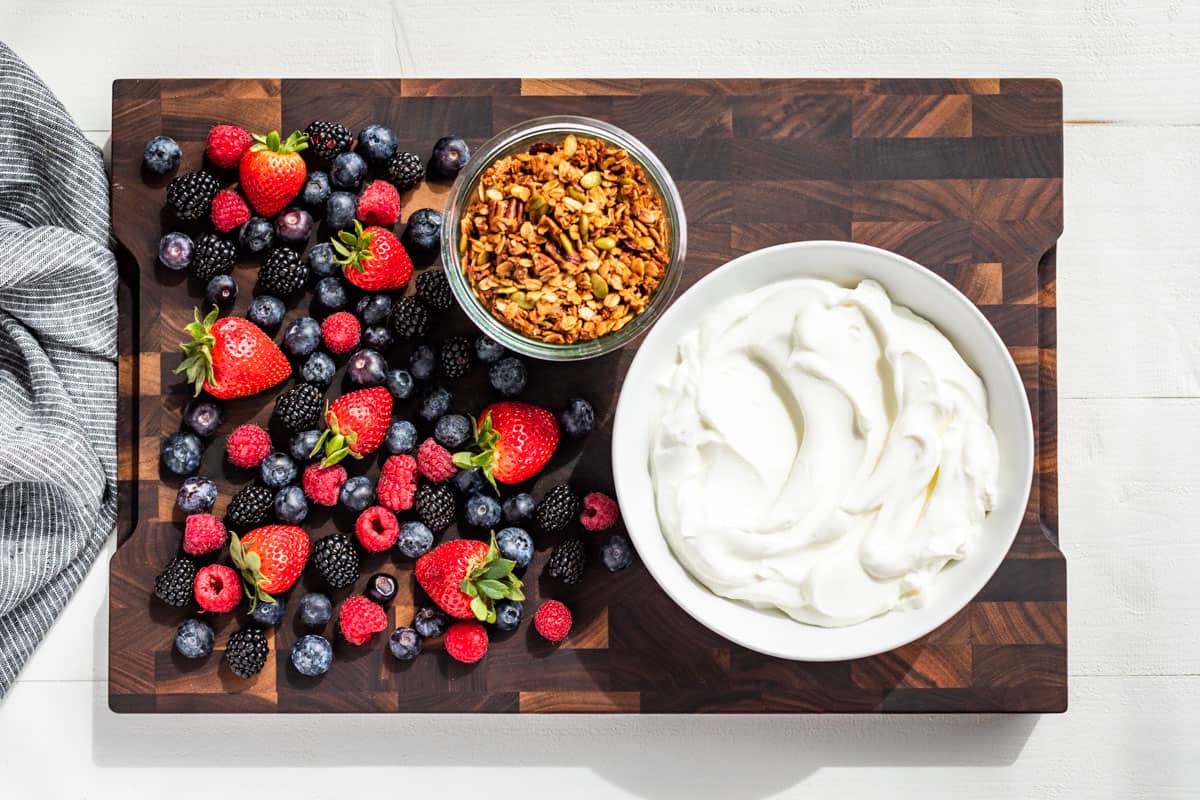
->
[146, 121, 633, 679]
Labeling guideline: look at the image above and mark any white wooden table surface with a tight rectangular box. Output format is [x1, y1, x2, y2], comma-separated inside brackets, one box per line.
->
[3, 1, 1198, 797]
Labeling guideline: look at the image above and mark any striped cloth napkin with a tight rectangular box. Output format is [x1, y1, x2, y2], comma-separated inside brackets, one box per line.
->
[0, 42, 117, 696]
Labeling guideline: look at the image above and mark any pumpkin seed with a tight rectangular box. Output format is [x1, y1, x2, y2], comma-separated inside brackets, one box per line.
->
[590, 273, 609, 299]
[567, 186, 586, 203]
[580, 171, 602, 189]
[594, 236, 617, 250]
[562, 134, 578, 157]
[485, 187, 504, 202]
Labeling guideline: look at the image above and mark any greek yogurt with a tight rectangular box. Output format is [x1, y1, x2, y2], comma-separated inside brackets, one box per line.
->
[649, 278, 1000, 627]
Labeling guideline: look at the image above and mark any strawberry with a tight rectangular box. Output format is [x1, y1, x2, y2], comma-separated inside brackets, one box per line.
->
[453, 401, 559, 488]
[176, 306, 291, 399]
[239, 130, 308, 217]
[210, 188, 251, 232]
[331, 220, 413, 291]
[414, 534, 523, 623]
[230, 524, 310, 609]
[205, 124, 252, 169]
[311, 386, 392, 467]
[356, 180, 400, 226]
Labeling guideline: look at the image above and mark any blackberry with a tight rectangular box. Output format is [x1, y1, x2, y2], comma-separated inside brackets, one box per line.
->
[389, 295, 430, 340]
[536, 484, 581, 533]
[225, 483, 274, 530]
[416, 269, 454, 312]
[258, 248, 308, 297]
[439, 336, 472, 379]
[191, 234, 237, 283]
[303, 120, 352, 162]
[312, 533, 360, 589]
[547, 538, 587, 585]
[274, 382, 324, 433]
[385, 151, 425, 191]
[153, 556, 196, 607]
[225, 626, 269, 679]
[166, 170, 220, 220]
[414, 483, 456, 532]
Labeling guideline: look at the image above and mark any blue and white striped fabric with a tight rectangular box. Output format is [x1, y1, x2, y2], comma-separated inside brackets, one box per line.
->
[0, 41, 117, 696]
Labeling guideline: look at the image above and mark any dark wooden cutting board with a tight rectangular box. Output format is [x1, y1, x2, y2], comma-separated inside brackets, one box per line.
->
[109, 78, 1065, 713]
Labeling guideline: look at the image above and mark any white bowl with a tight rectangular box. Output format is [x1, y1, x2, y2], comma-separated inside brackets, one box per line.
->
[611, 241, 1034, 661]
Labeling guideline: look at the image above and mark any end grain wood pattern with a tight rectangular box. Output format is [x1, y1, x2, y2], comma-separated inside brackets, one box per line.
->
[109, 78, 1064, 713]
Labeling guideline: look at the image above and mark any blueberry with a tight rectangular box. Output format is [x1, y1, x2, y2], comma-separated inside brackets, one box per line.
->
[559, 397, 595, 438]
[434, 414, 472, 449]
[290, 429, 322, 462]
[274, 484, 308, 524]
[143, 135, 181, 175]
[365, 573, 398, 605]
[251, 595, 287, 626]
[174, 619, 214, 658]
[309, 278, 344, 312]
[429, 135, 470, 179]
[291, 634, 334, 676]
[495, 526, 534, 569]
[246, 295, 285, 332]
[356, 294, 392, 326]
[475, 335, 505, 364]
[205, 274, 238, 308]
[502, 493, 536, 524]
[409, 345, 435, 381]
[385, 368, 414, 401]
[452, 467, 486, 496]
[183, 399, 223, 438]
[401, 208, 441, 255]
[157, 232, 194, 271]
[356, 124, 398, 165]
[301, 171, 332, 208]
[283, 317, 322, 357]
[274, 207, 314, 244]
[239, 217, 275, 253]
[307, 242, 338, 278]
[488, 356, 528, 397]
[602, 534, 634, 572]
[298, 593, 333, 627]
[324, 191, 358, 230]
[388, 626, 422, 660]
[300, 351, 335, 387]
[418, 385, 452, 421]
[396, 521, 434, 558]
[347, 348, 387, 386]
[362, 325, 393, 351]
[412, 605, 448, 639]
[464, 492, 502, 528]
[260, 452, 297, 489]
[176, 476, 217, 514]
[340, 475, 374, 511]
[386, 420, 418, 454]
[330, 152, 368, 191]
[493, 599, 523, 632]
[161, 431, 203, 475]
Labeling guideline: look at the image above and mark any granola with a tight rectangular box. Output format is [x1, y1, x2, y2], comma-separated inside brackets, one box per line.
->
[458, 134, 670, 345]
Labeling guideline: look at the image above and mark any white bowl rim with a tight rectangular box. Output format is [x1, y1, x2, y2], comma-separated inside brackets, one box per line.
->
[611, 240, 1035, 662]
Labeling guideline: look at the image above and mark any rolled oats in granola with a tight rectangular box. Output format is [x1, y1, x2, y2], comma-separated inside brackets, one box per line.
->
[458, 133, 670, 345]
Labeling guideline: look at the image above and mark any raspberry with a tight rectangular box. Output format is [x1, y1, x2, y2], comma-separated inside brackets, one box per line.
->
[376, 454, 418, 511]
[355, 506, 400, 552]
[226, 424, 272, 468]
[303, 462, 347, 507]
[356, 180, 400, 226]
[416, 438, 456, 483]
[321, 311, 361, 355]
[339, 595, 387, 645]
[210, 188, 251, 232]
[580, 492, 620, 532]
[205, 124, 252, 169]
[183, 513, 227, 555]
[444, 621, 488, 664]
[533, 600, 572, 643]
[193, 564, 241, 613]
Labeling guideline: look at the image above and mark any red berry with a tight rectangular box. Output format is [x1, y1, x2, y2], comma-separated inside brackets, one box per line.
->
[303, 463, 347, 506]
[226, 424, 272, 468]
[193, 564, 241, 613]
[321, 311, 361, 355]
[376, 454, 418, 511]
[210, 188, 251, 232]
[444, 621, 488, 664]
[533, 600, 572, 642]
[416, 437, 456, 483]
[183, 513, 227, 555]
[355, 506, 400, 552]
[339, 595, 387, 645]
[580, 492, 619, 532]
[205, 124, 253, 169]
[356, 180, 400, 226]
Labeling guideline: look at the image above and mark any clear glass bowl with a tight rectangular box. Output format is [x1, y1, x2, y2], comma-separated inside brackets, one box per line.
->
[441, 115, 688, 361]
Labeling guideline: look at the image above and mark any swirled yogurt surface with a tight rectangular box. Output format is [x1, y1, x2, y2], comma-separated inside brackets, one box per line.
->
[649, 278, 1000, 627]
